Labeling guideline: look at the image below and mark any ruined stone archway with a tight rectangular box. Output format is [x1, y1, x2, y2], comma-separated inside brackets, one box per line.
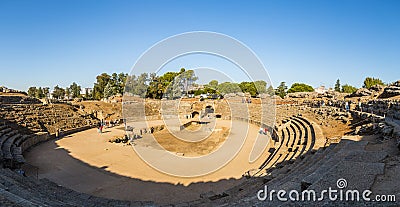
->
[191, 111, 199, 118]
[205, 105, 214, 114]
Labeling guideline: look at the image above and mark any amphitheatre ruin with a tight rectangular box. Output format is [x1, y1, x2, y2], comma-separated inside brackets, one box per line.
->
[0, 80, 400, 207]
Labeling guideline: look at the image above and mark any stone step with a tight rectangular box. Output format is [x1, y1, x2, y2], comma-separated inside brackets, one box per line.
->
[37, 177, 134, 206]
[0, 128, 12, 138]
[282, 145, 314, 173]
[257, 127, 286, 171]
[290, 119, 303, 146]
[273, 124, 297, 167]
[3, 134, 21, 160]
[220, 177, 266, 204]
[296, 142, 348, 179]
[289, 118, 310, 158]
[0, 130, 17, 144]
[274, 146, 299, 170]
[267, 154, 282, 170]
[309, 161, 385, 193]
[291, 117, 313, 156]
[284, 124, 291, 147]
[0, 125, 9, 131]
[9, 168, 104, 206]
[288, 123, 298, 148]
[269, 149, 299, 177]
[13, 135, 30, 147]
[269, 143, 338, 187]
[236, 144, 341, 205]
[0, 185, 36, 207]
[257, 148, 276, 172]
[11, 146, 25, 164]
[295, 116, 316, 148]
[288, 146, 300, 161]
[0, 169, 62, 206]
[301, 140, 377, 187]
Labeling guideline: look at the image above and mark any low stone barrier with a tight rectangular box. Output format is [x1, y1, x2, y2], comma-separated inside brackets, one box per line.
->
[130, 124, 165, 135]
[21, 125, 96, 153]
[384, 118, 400, 151]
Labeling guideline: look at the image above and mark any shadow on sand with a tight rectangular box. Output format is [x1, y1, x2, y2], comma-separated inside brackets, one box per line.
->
[23, 136, 247, 205]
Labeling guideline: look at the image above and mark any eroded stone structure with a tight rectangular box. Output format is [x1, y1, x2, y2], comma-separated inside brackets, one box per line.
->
[0, 89, 399, 206]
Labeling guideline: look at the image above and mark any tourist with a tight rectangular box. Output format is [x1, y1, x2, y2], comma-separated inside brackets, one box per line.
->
[259, 127, 264, 134]
[97, 122, 101, 133]
[345, 101, 349, 112]
[15, 169, 26, 177]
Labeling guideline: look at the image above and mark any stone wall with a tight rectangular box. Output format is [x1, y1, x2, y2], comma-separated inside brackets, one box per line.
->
[0, 95, 40, 104]
[21, 125, 94, 152]
[0, 103, 98, 134]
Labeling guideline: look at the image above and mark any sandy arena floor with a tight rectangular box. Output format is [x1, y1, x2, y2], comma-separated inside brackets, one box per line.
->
[25, 120, 273, 204]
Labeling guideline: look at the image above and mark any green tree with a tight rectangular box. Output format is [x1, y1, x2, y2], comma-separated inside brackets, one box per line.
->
[135, 73, 149, 97]
[103, 82, 113, 98]
[146, 73, 163, 99]
[208, 80, 219, 89]
[217, 82, 241, 95]
[334, 79, 341, 92]
[266, 85, 274, 95]
[52, 85, 65, 99]
[151, 71, 180, 99]
[35, 87, 45, 99]
[117, 72, 128, 94]
[124, 69, 198, 99]
[65, 87, 71, 99]
[84, 88, 90, 99]
[146, 69, 196, 99]
[203, 87, 217, 94]
[92, 87, 98, 100]
[363, 77, 385, 89]
[239, 81, 257, 96]
[341, 84, 358, 93]
[276, 82, 288, 98]
[166, 77, 184, 99]
[109, 72, 128, 95]
[43, 87, 50, 98]
[287, 83, 314, 93]
[179, 69, 198, 95]
[93, 73, 111, 100]
[27, 87, 37, 97]
[124, 74, 136, 95]
[194, 89, 205, 96]
[110, 73, 119, 95]
[163, 69, 197, 99]
[69, 82, 81, 98]
[254, 80, 267, 94]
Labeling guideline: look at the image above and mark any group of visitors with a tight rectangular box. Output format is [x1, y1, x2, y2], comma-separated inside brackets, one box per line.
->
[259, 127, 269, 135]
[242, 98, 252, 104]
[97, 119, 121, 134]
[103, 119, 120, 127]
[97, 122, 104, 134]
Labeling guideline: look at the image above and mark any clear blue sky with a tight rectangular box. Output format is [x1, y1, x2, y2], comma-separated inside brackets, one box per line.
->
[0, 0, 399, 91]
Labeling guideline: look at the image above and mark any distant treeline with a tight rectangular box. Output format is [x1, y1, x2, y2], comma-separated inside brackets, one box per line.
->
[275, 77, 386, 98]
[25, 69, 386, 100]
